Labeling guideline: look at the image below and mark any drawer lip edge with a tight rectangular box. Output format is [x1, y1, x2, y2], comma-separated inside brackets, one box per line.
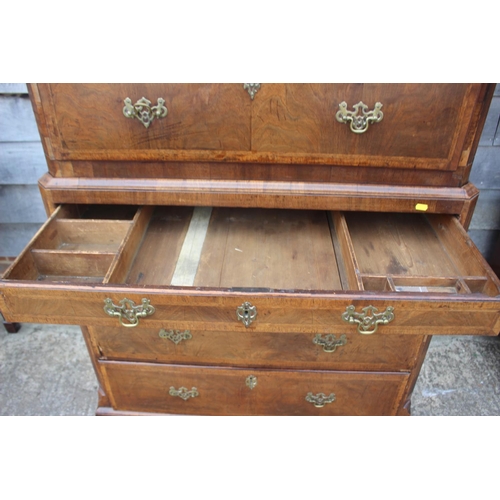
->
[1, 280, 500, 303]
[99, 358, 411, 378]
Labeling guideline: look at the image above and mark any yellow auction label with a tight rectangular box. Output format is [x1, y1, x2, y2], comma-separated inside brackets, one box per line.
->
[415, 203, 429, 211]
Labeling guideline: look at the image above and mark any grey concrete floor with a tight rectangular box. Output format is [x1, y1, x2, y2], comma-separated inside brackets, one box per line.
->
[1, 323, 499, 415]
[0, 324, 98, 416]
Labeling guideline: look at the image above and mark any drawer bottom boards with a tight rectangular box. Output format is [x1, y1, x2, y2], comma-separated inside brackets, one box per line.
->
[100, 361, 409, 416]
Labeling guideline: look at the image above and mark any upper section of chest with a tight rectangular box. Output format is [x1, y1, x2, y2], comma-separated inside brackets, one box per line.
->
[30, 83, 493, 188]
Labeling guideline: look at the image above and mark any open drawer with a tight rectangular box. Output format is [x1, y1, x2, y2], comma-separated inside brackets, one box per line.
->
[1, 205, 499, 335]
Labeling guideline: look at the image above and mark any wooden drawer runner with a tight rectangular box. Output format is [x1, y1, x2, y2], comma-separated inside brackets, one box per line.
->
[1, 205, 499, 335]
[100, 361, 409, 416]
[31, 84, 487, 174]
[90, 326, 425, 371]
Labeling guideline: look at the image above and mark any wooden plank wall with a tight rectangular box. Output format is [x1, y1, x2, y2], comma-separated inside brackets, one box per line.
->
[0, 84, 47, 256]
[469, 84, 500, 273]
[0, 83, 499, 272]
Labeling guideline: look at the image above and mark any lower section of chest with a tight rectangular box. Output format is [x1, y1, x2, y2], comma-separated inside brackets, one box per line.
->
[86, 325, 430, 416]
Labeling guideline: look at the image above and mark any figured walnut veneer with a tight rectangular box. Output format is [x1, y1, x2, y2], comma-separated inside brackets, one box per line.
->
[0, 83, 498, 416]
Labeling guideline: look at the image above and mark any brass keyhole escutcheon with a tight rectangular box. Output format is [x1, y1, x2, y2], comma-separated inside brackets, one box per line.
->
[246, 375, 257, 390]
[236, 302, 257, 327]
[243, 83, 261, 100]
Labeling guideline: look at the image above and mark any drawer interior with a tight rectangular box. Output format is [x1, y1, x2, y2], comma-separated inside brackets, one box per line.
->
[121, 207, 342, 290]
[4, 205, 500, 297]
[340, 212, 499, 296]
[4, 205, 137, 283]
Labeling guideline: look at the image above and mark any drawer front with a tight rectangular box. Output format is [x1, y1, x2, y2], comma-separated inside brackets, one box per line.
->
[101, 361, 409, 416]
[90, 326, 424, 372]
[2, 288, 499, 336]
[32, 84, 486, 175]
[36, 83, 251, 154]
[251, 84, 480, 171]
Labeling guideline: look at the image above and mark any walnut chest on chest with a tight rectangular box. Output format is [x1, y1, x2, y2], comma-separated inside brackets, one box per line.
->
[1, 83, 498, 415]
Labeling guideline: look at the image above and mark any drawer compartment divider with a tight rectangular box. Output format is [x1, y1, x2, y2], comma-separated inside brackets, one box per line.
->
[328, 211, 363, 291]
[104, 206, 155, 284]
[31, 249, 115, 279]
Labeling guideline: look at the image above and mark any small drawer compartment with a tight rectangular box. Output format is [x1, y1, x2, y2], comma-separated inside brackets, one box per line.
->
[100, 361, 409, 416]
[336, 211, 500, 297]
[90, 326, 425, 372]
[3, 205, 141, 284]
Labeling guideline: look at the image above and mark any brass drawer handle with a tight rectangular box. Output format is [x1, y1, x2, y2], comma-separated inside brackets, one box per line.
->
[103, 298, 155, 328]
[123, 96, 168, 128]
[336, 101, 383, 134]
[341, 305, 394, 335]
[169, 386, 199, 400]
[313, 333, 347, 353]
[306, 392, 336, 408]
[236, 301, 257, 327]
[159, 329, 192, 345]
